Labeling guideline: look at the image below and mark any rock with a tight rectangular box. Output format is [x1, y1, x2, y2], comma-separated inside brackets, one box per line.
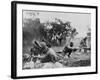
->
[42, 62, 64, 69]
[42, 63, 54, 68]
[23, 61, 35, 69]
[54, 62, 64, 68]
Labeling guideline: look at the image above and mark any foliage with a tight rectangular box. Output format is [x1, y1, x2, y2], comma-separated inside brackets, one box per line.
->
[39, 18, 78, 46]
[23, 18, 78, 47]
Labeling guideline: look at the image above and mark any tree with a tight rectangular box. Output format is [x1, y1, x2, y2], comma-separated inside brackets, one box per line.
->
[40, 18, 78, 46]
[68, 28, 78, 43]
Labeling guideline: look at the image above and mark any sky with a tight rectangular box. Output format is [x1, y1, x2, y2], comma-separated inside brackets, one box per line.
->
[23, 10, 91, 38]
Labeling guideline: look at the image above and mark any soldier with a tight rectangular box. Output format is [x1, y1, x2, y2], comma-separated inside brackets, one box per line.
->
[30, 40, 42, 63]
[40, 44, 58, 63]
[31, 40, 59, 64]
[63, 42, 77, 58]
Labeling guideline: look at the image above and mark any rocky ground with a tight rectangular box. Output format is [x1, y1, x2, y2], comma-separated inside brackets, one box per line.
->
[23, 46, 91, 69]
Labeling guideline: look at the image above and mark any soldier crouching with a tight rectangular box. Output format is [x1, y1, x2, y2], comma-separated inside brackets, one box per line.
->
[30, 40, 58, 65]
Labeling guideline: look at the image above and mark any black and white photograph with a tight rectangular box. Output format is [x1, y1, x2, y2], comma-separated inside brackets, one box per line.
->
[22, 10, 91, 69]
[11, 1, 97, 79]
